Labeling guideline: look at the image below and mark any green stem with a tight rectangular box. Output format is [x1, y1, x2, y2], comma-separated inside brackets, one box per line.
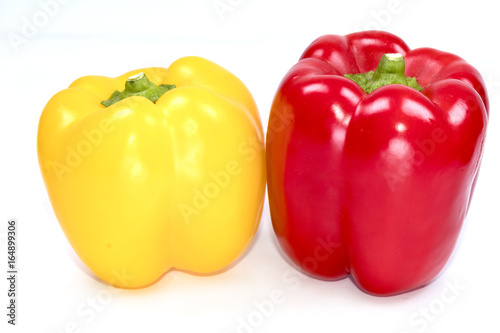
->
[344, 53, 422, 94]
[101, 72, 175, 107]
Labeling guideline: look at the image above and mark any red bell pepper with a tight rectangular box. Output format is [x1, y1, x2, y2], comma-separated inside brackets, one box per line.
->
[266, 31, 488, 296]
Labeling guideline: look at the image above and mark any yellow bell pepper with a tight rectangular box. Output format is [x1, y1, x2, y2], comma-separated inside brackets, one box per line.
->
[37, 56, 266, 288]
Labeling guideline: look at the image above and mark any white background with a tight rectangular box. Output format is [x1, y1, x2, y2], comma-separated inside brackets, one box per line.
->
[1, 0, 499, 332]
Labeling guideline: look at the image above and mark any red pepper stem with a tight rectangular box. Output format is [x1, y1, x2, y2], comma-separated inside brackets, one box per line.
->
[373, 53, 407, 83]
[344, 53, 423, 94]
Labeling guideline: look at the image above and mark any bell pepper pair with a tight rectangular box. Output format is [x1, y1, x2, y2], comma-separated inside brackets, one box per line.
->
[38, 31, 488, 295]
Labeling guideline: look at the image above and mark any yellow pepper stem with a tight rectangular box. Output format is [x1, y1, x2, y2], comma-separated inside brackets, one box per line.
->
[101, 72, 175, 107]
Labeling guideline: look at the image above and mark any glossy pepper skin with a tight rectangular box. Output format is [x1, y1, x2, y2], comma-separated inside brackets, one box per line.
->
[267, 31, 488, 296]
[38, 56, 265, 288]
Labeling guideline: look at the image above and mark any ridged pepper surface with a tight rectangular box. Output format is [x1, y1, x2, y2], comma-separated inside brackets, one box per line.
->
[267, 31, 488, 295]
[38, 56, 265, 288]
